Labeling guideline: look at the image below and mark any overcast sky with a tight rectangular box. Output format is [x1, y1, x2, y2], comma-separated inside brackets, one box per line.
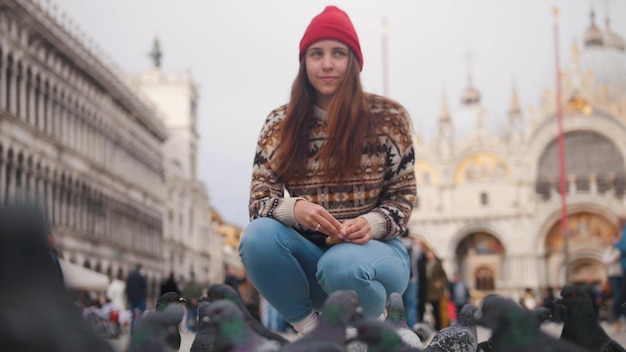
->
[53, 0, 626, 228]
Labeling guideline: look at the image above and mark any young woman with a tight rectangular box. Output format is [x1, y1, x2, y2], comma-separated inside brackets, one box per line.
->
[239, 5, 417, 334]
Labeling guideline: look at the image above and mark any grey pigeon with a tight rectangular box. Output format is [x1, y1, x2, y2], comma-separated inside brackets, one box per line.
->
[277, 289, 361, 352]
[477, 294, 586, 352]
[0, 204, 114, 352]
[207, 283, 289, 345]
[386, 292, 423, 349]
[127, 304, 186, 352]
[351, 318, 422, 352]
[558, 284, 626, 352]
[423, 303, 478, 352]
[477, 303, 554, 352]
[204, 299, 278, 352]
[190, 301, 217, 352]
[155, 291, 187, 350]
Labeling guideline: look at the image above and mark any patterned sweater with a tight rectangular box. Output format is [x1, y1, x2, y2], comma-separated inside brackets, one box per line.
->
[249, 94, 417, 243]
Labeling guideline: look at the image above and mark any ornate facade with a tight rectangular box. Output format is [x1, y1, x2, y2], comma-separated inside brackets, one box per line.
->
[410, 9, 626, 300]
[0, 0, 222, 301]
[131, 63, 223, 285]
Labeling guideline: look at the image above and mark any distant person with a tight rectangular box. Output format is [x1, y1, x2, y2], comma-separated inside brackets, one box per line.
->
[238, 5, 416, 335]
[125, 263, 147, 333]
[47, 231, 65, 285]
[182, 271, 203, 332]
[106, 275, 126, 313]
[160, 271, 181, 296]
[614, 215, 626, 329]
[224, 265, 245, 290]
[402, 235, 424, 329]
[417, 247, 428, 323]
[449, 272, 471, 317]
[602, 238, 623, 331]
[520, 287, 537, 310]
[425, 250, 448, 330]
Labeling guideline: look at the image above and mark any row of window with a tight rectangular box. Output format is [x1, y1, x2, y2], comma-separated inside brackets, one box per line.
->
[0, 35, 163, 195]
[0, 144, 163, 256]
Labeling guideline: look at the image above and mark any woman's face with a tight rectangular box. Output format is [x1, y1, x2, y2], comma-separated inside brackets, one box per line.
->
[304, 39, 350, 109]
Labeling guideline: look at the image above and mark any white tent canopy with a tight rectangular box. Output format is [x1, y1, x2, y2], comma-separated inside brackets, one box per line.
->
[60, 259, 110, 291]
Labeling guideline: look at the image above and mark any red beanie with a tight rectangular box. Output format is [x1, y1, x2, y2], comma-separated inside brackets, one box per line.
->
[299, 6, 363, 70]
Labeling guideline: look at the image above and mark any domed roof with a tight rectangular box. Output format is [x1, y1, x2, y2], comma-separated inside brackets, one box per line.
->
[584, 11, 604, 48]
[604, 20, 625, 51]
[452, 102, 507, 143]
[578, 11, 626, 97]
[461, 85, 481, 105]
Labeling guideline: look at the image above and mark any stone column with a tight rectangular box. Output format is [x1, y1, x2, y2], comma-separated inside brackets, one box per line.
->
[0, 51, 6, 111]
[8, 57, 17, 116]
[18, 64, 27, 120]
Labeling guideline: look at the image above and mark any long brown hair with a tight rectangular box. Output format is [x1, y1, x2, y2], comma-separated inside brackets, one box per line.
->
[274, 53, 375, 182]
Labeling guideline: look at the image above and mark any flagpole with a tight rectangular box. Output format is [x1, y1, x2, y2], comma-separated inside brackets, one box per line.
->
[553, 6, 570, 283]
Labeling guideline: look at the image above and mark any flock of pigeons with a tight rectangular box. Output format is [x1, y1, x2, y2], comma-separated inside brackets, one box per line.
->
[1, 205, 625, 351]
[125, 283, 626, 352]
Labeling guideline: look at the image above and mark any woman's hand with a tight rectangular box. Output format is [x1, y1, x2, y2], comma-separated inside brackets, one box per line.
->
[340, 217, 372, 244]
[294, 200, 347, 238]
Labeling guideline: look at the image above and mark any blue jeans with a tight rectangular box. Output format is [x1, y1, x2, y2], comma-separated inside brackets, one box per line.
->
[186, 305, 198, 332]
[403, 281, 418, 328]
[609, 276, 623, 319]
[129, 300, 146, 333]
[239, 218, 410, 322]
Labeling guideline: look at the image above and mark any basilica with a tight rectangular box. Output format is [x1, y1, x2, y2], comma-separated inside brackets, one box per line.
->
[409, 9, 626, 300]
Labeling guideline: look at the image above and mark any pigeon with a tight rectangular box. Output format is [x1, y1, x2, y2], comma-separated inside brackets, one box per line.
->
[476, 294, 587, 352]
[205, 299, 278, 352]
[190, 300, 217, 352]
[277, 289, 361, 352]
[0, 204, 115, 352]
[207, 283, 289, 345]
[386, 292, 423, 349]
[532, 306, 554, 325]
[155, 291, 187, 350]
[477, 303, 555, 352]
[423, 303, 478, 352]
[351, 318, 422, 352]
[156, 291, 188, 312]
[127, 304, 186, 352]
[558, 284, 626, 352]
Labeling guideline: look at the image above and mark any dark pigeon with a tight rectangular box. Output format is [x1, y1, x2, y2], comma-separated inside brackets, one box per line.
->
[423, 303, 478, 352]
[533, 306, 554, 325]
[156, 291, 187, 312]
[207, 283, 289, 345]
[204, 299, 278, 352]
[386, 292, 423, 349]
[0, 204, 114, 352]
[190, 300, 217, 352]
[277, 289, 361, 352]
[477, 294, 587, 352]
[127, 304, 186, 352]
[477, 303, 555, 352]
[558, 284, 626, 352]
[351, 318, 422, 352]
[155, 291, 187, 350]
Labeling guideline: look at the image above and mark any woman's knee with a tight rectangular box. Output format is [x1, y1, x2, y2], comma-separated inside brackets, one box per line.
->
[239, 218, 285, 252]
[317, 247, 369, 288]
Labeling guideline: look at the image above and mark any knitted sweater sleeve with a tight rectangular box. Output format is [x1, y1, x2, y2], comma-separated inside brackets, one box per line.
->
[248, 107, 299, 226]
[363, 104, 417, 240]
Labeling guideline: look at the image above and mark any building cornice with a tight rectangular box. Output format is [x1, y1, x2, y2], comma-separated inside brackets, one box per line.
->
[9, 0, 168, 141]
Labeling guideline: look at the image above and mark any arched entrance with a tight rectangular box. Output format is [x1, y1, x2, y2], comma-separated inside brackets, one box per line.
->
[544, 212, 616, 286]
[455, 232, 505, 294]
